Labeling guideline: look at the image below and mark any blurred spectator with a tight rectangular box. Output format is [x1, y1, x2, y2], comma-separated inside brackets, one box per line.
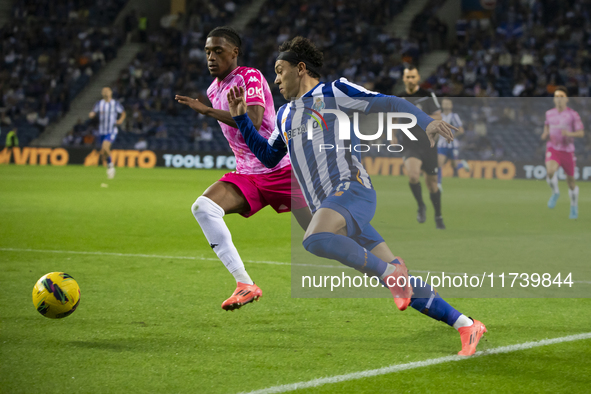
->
[196, 121, 213, 142]
[62, 130, 75, 146]
[124, 10, 138, 42]
[36, 110, 50, 132]
[134, 137, 148, 150]
[83, 131, 95, 146]
[154, 121, 168, 139]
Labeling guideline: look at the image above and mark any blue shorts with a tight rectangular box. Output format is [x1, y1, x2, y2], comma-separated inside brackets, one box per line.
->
[437, 146, 458, 160]
[100, 133, 117, 143]
[319, 181, 384, 251]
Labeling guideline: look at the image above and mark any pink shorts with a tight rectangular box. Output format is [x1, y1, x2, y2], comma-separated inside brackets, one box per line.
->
[546, 147, 576, 177]
[220, 165, 308, 218]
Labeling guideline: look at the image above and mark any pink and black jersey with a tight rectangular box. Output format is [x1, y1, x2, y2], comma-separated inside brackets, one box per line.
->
[544, 107, 583, 153]
[207, 66, 290, 174]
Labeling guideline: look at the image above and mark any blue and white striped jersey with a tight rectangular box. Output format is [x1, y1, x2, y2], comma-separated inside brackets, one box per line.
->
[438, 112, 463, 148]
[266, 78, 433, 212]
[92, 99, 125, 135]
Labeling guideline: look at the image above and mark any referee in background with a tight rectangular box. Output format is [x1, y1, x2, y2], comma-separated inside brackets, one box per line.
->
[393, 66, 446, 229]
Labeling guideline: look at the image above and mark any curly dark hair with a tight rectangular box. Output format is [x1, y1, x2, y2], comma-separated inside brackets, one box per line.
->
[207, 26, 242, 56]
[278, 36, 323, 78]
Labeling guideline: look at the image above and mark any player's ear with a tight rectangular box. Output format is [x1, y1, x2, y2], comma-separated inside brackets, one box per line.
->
[232, 46, 239, 59]
[298, 62, 307, 76]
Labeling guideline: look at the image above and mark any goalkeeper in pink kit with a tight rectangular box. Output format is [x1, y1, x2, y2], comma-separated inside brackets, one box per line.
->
[176, 27, 310, 311]
[541, 86, 585, 219]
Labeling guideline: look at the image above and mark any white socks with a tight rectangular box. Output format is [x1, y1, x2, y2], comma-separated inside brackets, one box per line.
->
[546, 173, 559, 194]
[453, 314, 473, 330]
[569, 186, 579, 207]
[191, 196, 254, 285]
[233, 268, 253, 284]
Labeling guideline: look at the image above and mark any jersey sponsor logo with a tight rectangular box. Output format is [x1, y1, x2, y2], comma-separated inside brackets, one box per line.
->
[284, 123, 307, 141]
[247, 76, 260, 84]
[246, 86, 263, 99]
[245, 69, 257, 74]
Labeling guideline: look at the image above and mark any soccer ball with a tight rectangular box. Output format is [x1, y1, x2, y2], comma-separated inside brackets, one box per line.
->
[32, 272, 81, 319]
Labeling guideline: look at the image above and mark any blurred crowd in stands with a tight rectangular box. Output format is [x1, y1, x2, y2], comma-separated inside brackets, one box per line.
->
[244, 0, 411, 94]
[423, 0, 591, 98]
[0, 0, 126, 146]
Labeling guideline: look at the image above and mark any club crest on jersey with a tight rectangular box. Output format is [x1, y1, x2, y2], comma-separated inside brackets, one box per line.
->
[312, 98, 325, 112]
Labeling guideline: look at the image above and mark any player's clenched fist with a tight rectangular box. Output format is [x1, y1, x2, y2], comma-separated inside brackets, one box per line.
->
[227, 86, 247, 117]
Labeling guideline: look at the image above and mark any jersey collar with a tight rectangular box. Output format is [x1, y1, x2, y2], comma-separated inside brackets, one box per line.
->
[217, 66, 242, 87]
[302, 81, 323, 98]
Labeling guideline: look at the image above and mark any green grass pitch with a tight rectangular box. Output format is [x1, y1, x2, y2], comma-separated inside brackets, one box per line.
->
[1, 165, 590, 393]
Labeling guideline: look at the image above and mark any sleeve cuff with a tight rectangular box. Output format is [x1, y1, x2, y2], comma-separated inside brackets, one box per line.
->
[232, 113, 249, 122]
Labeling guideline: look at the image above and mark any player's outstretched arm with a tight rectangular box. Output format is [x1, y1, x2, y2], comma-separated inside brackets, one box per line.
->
[89, 111, 96, 119]
[227, 86, 287, 168]
[175, 95, 265, 130]
[372, 95, 456, 147]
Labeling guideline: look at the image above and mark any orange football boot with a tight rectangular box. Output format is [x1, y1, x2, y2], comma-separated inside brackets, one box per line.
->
[221, 282, 262, 311]
[458, 319, 487, 356]
[382, 257, 413, 311]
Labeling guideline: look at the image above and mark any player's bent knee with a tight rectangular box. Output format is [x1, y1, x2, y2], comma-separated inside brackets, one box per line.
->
[191, 195, 224, 220]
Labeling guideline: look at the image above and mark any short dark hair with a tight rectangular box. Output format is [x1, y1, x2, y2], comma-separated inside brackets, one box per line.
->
[278, 36, 323, 79]
[207, 26, 242, 55]
[404, 65, 419, 72]
[555, 85, 568, 96]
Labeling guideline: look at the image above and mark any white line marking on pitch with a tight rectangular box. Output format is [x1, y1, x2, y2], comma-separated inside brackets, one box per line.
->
[0, 247, 290, 266]
[1, 247, 590, 284]
[239, 332, 591, 394]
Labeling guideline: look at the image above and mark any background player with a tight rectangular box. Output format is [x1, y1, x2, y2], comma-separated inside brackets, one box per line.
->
[88, 87, 126, 179]
[228, 37, 486, 356]
[394, 66, 446, 229]
[175, 27, 310, 311]
[437, 98, 469, 190]
[541, 86, 585, 219]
